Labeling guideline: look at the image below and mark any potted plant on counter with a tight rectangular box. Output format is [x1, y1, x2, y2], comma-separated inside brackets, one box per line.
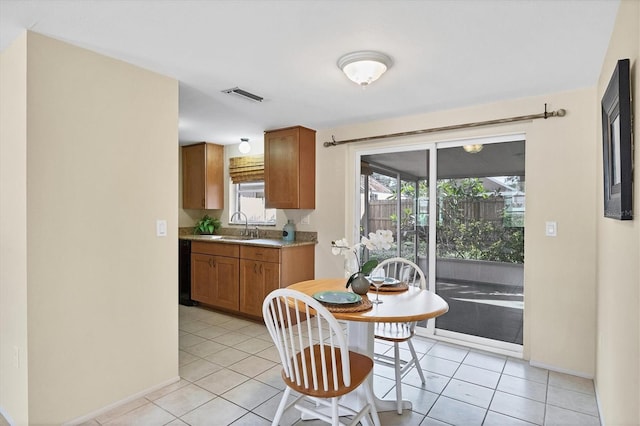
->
[194, 214, 221, 235]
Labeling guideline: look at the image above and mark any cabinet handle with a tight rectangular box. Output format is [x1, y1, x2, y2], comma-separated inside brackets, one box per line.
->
[209, 258, 213, 267]
[253, 264, 257, 274]
[259, 264, 263, 274]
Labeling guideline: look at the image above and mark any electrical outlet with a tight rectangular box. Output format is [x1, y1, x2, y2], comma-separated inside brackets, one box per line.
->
[301, 214, 310, 225]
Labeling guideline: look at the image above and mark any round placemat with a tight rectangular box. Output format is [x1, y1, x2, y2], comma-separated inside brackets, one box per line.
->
[370, 282, 409, 293]
[323, 296, 373, 313]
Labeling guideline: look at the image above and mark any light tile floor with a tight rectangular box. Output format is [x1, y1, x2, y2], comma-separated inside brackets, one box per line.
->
[84, 305, 601, 425]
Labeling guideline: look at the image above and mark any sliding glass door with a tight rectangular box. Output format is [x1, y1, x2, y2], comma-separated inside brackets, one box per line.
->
[433, 141, 525, 348]
[357, 136, 525, 352]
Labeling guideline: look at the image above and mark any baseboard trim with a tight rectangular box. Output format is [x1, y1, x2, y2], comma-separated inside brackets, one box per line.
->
[62, 376, 181, 426]
[529, 359, 594, 379]
[594, 382, 605, 426]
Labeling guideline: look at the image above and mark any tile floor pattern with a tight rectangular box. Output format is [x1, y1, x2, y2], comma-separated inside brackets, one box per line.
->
[82, 305, 600, 426]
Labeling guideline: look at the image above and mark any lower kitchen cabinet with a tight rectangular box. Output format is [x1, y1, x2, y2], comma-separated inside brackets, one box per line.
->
[191, 242, 240, 311]
[191, 253, 216, 304]
[189, 240, 315, 319]
[239, 258, 280, 317]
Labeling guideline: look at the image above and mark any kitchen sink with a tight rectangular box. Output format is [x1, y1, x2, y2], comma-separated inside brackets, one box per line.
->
[195, 235, 255, 241]
[219, 235, 256, 240]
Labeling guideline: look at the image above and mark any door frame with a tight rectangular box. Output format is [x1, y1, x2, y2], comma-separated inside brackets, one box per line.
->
[352, 133, 525, 357]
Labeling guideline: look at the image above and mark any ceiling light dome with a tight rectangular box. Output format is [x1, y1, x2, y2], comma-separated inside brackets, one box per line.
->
[463, 144, 483, 154]
[337, 51, 392, 87]
[238, 138, 251, 154]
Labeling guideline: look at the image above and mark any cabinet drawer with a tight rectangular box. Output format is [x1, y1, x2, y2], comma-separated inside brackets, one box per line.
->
[240, 246, 280, 263]
[191, 241, 239, 257]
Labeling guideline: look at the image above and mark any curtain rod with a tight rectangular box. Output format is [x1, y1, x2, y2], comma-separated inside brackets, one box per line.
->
[323, 104, 566, 147]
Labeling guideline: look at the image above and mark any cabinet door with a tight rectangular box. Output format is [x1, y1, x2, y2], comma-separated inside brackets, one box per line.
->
[265, 128, 299, 209]
[191, 253, 214, 304]
[182, 143, 224, 209]
[264, 126, 316, 209]
[240, 259, 280, 317]
[211, 255, 239, 311]
[262, 261, 281, 298]
[183, 144, 206, 209]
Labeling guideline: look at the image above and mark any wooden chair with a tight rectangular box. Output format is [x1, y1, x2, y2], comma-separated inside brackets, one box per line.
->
[262, 288, 380, 426]
[372, 257, 427, 414]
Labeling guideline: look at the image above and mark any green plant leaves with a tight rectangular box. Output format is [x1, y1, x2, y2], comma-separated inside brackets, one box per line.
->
[194, 214, 221, 235]
[360, 259, 379, 275]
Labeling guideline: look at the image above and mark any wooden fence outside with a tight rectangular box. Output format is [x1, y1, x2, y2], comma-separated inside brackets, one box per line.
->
[366, 197, 507, 232]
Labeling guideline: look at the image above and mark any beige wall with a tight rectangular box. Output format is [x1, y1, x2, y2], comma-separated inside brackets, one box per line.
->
[313, 88, 598, 376]
[1, 32, 180, 424]
[595, 1, 640, 424]
[0, 33, 29, 426]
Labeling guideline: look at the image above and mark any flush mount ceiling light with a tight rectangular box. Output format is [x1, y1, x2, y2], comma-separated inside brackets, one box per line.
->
[463, 144, 484, 154]
[238, 138, 251, 154]
[337, 51, 392, 87]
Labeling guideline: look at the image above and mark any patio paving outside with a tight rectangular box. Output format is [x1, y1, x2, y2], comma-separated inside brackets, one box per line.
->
[421, 280, 524, 345]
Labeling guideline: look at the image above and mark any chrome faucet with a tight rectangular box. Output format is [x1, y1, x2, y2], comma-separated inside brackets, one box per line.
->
[230, 211, 248, 236]
[250, 226, 260, 239]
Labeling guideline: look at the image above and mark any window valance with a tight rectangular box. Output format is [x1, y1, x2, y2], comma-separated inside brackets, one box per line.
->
[229, 155, 264, 183]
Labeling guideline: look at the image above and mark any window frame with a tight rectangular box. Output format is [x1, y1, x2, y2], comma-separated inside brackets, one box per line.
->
[229, 181, 276, 226]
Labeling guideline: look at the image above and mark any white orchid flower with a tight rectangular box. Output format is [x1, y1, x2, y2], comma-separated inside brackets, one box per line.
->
[374, 229, 393, 249]
[331, 238, 350, 256]
[360, 236, 373, 251]
[331, 230, 394, 277]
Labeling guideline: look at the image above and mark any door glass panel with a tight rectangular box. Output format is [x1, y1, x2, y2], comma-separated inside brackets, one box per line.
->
[434, 141, 525, 345]
[361, 170, 399, 258]
[360, 153, 429, 266]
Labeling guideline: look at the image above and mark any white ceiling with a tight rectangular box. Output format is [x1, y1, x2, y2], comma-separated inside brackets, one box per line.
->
[0, 0, 619, 147]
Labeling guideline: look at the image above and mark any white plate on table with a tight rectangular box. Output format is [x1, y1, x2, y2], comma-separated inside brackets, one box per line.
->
[313, 291, 362, 305]
[367, 277, 401, 286]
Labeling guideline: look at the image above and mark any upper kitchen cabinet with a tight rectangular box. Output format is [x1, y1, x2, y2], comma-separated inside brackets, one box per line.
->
[182, 142, 224, 209]
[264, 126, 316, 209]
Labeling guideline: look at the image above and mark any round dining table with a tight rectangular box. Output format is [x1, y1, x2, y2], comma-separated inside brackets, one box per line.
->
[288, 278, 449, 415]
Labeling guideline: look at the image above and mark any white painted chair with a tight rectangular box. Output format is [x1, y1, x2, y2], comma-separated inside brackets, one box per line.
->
[372, 257, 427, 414]
[262, 288, 380, 426]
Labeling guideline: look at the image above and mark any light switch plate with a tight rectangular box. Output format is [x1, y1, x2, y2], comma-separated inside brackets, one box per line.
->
[156, 220, 167, 237]
[301, 214, 310, 225]
[545, 221, 557, 237]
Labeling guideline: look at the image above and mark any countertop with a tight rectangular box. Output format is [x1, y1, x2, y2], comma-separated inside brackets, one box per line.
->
[179, 234, 317, 248]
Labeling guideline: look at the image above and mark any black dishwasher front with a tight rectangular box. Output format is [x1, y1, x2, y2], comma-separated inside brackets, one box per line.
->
[179, 239, 197, 306]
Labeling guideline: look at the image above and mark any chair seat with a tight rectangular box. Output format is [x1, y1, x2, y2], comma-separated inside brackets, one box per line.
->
[283, 345, 373, 398]
[374, 322, 413, 342]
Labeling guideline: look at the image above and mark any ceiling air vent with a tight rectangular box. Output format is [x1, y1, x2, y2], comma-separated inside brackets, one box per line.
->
[221, 87, 263, 103]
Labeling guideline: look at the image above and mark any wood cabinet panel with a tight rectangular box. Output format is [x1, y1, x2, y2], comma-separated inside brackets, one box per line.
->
[182, 142, 224, 209]
[190, 244, 240, 311]
[239, 259, 280, 317]
[192, 241, 239, 257]
[280, 245, 315, 286]
[190, 241, 315, 319]
[240, 245, 280, 263]
[211, 255, 240, 311]
[264, 126, 316, 209]
[191, 253, 215, 305]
